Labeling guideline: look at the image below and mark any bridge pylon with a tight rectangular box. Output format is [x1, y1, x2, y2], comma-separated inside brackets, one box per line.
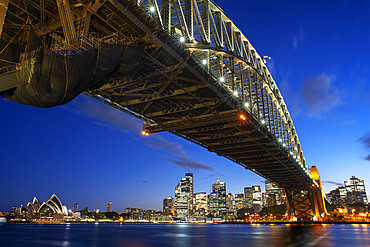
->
[285, 166, 327, 221]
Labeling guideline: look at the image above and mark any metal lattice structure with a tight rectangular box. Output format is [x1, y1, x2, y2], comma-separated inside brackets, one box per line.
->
[0, 0, 327, 220]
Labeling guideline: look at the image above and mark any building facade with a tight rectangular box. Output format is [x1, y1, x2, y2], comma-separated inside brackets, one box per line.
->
[107, 202, 112, 212]
[194, 192, 208, 216]
[163, 196, 175, 215]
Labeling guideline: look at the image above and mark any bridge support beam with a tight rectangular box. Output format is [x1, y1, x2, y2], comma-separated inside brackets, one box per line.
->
[0, 0, 9, 38]
[285, 166, 327, 221]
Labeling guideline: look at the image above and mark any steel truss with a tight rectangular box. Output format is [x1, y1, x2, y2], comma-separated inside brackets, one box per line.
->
[1, 0, 327, 219]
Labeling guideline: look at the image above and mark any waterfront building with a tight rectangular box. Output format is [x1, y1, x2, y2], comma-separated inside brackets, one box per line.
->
[212, 179, 227, 218]
[107, 202, 112, 212]
[163, 196, 175, 215]
[344, 176, 368, 204]
[125, 208, 144, 220]
[244, 187, 253, 209]
[252, 185, 262, 213]
[194, 192, 208, 216]
[73, 203, 78, 212]
[144, 210, 156, 220]
[20, 194, 67, 215]
[326, 187, 346, 206]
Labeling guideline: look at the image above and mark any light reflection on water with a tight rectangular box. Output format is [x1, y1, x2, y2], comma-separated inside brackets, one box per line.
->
[0, 223, 369, 247]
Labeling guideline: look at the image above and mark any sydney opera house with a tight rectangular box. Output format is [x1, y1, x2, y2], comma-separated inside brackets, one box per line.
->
[21, 194, 68, 215]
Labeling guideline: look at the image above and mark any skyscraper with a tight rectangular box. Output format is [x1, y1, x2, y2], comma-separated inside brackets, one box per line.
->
[174, 173, 194, 218]
[244, 187, 253, 209]
[107, 202, 112, 212]
[226, 193, 235, 218]
[234, 193, 244, 211]
[163, 196, 175, 215]
[344, 176, 368, 204]
[252, 185, 262, 213]
[212, 178, 226, 218]
[265, 179, 284, 206]
[72, 203, 78, 212]
[194, 192, 208, 216]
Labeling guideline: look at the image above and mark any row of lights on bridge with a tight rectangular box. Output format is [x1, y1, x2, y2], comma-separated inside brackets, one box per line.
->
[146, 5, 308, 175]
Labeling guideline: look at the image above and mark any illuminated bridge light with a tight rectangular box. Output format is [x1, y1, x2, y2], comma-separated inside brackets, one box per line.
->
[244, 102, 249, 108]
[278, 138, 282, 143]
[219, 77, 225, 82]
[180, 36, 185, 43]
[141, 130, 149, 136]
[233, 91, 239, 97]
[261, 119, 265, 124]
[239, 114, 246, 121]
[202, 59, 207, 65]
[283, 143, 286, 147]
[149, 6, 155, 12]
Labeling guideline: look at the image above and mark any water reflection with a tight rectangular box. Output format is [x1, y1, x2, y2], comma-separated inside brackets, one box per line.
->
[0, 223, 369, 247]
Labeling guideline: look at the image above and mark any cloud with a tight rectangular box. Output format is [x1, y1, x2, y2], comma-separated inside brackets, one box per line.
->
[359, 132, 370, 149]
[165, 156, 214, 171]
[145, 135, 185, 157]
[292, 28, 304, 49]
[62, 94, 141, 133]
[358, 132, 370, 161]
[63, 95, 212, 170]
[301, 74, 342, 117]
[322, 180, 342, 186]
[147, 135, 214, 171]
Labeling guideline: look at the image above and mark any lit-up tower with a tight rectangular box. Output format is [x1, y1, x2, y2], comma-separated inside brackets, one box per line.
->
[163, 196, 174, 215]
[244, 187, 253, 209]
[252, 185, 262, 213]
[212, 179, 226, 218]
[73, 203, 78, 212]
[194, 192, 208, 216]
[175, 173, 194, 218]
[344, 176, 368, 204]
[107, 202, 112, 212]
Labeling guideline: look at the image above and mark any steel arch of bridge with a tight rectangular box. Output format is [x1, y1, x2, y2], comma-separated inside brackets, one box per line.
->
[0, 0, 328, 220]
[135, 0, 308, 172]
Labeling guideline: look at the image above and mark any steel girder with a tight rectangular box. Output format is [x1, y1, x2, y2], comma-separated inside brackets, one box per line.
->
[1, 0, 318, 193]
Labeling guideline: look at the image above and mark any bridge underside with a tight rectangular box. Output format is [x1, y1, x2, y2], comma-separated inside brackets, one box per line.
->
[0, 0, 327, 220]
[91, 42, 311, 189]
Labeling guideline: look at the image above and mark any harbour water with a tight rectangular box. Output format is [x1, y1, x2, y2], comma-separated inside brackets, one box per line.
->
[0, 223, 369, 246]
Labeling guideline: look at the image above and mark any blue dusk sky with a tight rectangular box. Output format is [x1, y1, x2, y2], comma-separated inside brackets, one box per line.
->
[1, 0, 370, 212]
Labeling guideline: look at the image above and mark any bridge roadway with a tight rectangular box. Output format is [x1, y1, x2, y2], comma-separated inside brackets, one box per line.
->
[87, 0, 314, 189]
[0, 0, 326, 220]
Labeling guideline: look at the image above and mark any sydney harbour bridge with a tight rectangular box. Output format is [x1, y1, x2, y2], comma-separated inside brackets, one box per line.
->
[0, 0, 326, 221]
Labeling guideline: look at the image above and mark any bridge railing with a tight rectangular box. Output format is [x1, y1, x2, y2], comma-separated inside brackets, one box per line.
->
[136, 0, 308, 173]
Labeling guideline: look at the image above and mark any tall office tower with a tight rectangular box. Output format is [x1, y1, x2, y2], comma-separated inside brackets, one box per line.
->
[181, 173, 194, 216]
[244, 187, 253, 209]
[226, 193, 235, 218]
[175, 183, 187, 217]
[163, 196, 175, 215]
[175, 173, 194, 218]
[208, 190, 218, 217]
[344, 176, 368, 204]
[107, 202, 112, 212]
[234, 193, 244, 211]
[252, 185, 262, 213]
[73, 203, 78, 212]
[265, 179, 283, 206]
[194, 192, 208, 216]
[212, 179, 227, 218]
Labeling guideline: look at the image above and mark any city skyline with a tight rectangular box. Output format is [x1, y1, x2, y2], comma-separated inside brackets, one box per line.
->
[1, 0, 370, 212]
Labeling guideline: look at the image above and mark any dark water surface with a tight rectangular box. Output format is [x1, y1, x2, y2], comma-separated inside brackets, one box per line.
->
[0, 223, 369, 247]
